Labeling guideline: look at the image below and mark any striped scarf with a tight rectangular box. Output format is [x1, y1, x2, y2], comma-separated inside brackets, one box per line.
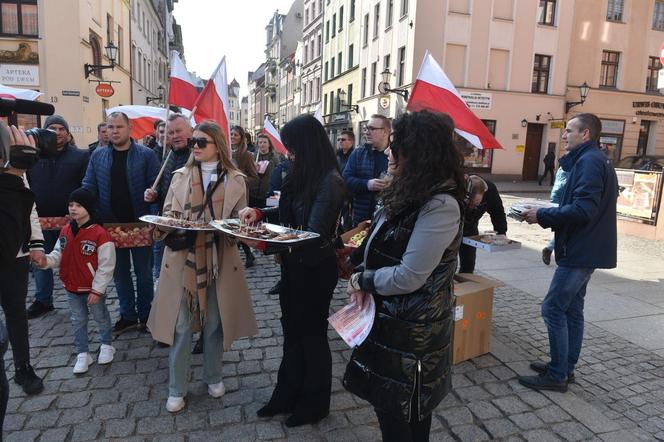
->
[182, 165, 224, 332]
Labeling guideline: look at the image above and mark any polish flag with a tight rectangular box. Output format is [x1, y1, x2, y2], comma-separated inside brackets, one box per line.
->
[262, 117, 288, 155]
[192, 57, 231, 148]
[407, 51, 501, 149]
[168, 51, 198, 110]
[0, 83, 42, 101]
[106, 105, 192, 140]
[313, 103, 324, 124]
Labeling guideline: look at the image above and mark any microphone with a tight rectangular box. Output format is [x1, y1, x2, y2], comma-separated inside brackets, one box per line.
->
[0, 98, 55, 116]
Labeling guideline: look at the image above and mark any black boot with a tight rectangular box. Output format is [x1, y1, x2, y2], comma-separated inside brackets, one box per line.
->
[15, 364, 44, 395]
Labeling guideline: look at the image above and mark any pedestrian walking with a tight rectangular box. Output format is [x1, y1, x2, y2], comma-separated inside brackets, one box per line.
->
[88, 122, 110, 153]
[36, 188, 116, 374]
[83, 112, 160, 335]
[519, 113, 618, 392]
[343, 110, 464, 442]
[539, 150, 556, 186]
[147, 121, 257, 413]
[239, 114, 346, 427]
[342, 115, 390, 226]
[26, 114, 89, 319]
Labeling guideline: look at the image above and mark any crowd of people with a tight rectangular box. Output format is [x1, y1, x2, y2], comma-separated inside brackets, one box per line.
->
[0, 107, 617, 441]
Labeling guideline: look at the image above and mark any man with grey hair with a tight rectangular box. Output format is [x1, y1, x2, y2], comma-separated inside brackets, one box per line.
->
[83, 111, 160, 335]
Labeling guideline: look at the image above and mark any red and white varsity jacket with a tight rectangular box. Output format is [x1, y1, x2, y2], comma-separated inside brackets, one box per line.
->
[45, 222, 116, 296]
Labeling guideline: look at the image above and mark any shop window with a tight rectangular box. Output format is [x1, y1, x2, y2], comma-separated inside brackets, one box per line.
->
[458, 120, 495, 169]
[532, 54, 551, 94]
[599, 119, 625, 162]
[600, 50, 620, 88]
[0, 0, 37, 36]
[646, 57, 662, 93]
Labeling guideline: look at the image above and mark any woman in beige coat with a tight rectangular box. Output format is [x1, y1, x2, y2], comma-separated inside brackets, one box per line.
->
[146, 121, 257, 413]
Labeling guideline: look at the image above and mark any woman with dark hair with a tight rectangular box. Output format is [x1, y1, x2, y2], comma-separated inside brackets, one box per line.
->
[239, 114, 346, 427]
[343, 110, 465, 441]
[148, 121, 257, 413]
[230, 125, 258, 268]
[249, 134, 282, 208]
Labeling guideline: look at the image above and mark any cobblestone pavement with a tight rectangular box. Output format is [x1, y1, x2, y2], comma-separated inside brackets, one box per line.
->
[3, 246, 664, 441]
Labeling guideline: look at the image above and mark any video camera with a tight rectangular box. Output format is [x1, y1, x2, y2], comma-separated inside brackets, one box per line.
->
[0, 98, 58, 171]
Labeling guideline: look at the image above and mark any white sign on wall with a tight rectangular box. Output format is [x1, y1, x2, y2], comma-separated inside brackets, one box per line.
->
[0, 64, 39, 86]
[461, 92, 492, 110]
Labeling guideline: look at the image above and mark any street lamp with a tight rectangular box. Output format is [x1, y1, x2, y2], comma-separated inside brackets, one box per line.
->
[146, 85, 165, 105]
[378, 68, 409, 101]
[84, 42, 118, 79]
[565, 81, 590, 113]
[338, 90, 359, 113]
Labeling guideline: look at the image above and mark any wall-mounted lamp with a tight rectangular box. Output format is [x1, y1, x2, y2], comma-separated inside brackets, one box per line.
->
[378, 69, 409, 101]
[521, 118, 528, 128]
[146, 85, 165, 105]
[565, 81, 590, 113]
[338, 90, 359, 113]
[84, 42, 118, 79]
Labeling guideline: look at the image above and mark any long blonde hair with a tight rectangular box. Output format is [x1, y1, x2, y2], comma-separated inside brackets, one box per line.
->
[186, 121, 238, 174]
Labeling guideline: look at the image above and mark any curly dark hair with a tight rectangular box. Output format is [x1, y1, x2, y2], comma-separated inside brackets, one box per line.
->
[380, 110, 466, 219]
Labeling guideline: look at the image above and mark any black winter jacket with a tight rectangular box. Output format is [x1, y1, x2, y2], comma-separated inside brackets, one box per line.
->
[0, 173, 34, 266]
[262, 169, 346, 264]
[463, 179, 507, 236]
[343, 194, 462, 422]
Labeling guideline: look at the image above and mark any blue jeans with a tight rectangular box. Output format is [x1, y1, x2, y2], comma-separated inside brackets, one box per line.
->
[32, 230, 59, 305]
[541, 266, 594, 382]
[153, 240, 165, 281]
[67, 292, 112, 354]
[113, 246, 153, 322]
[169, 283, 224, 397]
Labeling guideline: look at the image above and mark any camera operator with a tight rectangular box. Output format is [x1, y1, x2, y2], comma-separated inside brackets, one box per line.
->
[26, 115, 89, 319]
[0, 125, 46, 434]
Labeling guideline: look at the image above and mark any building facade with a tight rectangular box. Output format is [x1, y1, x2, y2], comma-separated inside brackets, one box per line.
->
[228, 78, 241, 127]
[247, 63, 266, 135]
[130, 0, 170, 108]
[567, 0, 664, 163]
[300, 0, 324, 115]
[321, 0, 361, 142]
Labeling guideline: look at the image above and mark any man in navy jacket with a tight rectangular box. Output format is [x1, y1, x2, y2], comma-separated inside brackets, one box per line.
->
[519, 113, 618, 392]
[83, 112, 160, 335]
[342, 115, 390, 226]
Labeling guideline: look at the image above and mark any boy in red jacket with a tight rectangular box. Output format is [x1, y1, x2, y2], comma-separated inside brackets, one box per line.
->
[37, 188, 116, 374]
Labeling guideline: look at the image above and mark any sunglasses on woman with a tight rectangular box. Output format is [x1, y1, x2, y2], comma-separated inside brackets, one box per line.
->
[187, 137, 215, 148]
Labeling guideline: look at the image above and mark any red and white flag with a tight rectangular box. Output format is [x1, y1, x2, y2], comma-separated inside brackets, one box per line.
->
[106, 105, 192, 140]
[0, 83, 42, 101]
[262, 116, 288, 155]
[407, 51, 501, 149]
[192, 57, 231, 148]
[168, 51, 198, 111]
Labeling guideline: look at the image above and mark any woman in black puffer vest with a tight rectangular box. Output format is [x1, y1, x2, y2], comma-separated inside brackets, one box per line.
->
[343, 110, 466, 442]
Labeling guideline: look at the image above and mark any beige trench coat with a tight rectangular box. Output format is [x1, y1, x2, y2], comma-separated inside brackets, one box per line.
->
[147, 167, 257, 349]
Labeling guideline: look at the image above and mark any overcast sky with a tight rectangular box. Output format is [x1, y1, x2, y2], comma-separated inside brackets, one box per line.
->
[173, 0, 296, 98]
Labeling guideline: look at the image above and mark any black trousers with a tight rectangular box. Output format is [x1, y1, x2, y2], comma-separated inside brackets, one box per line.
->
[0, 320, 8, 434]
[376, 410, 432, 442]
[0, 257, 31, 368]
[458, 243, 477, 274]
[269, 252, 338, 417]
[539, 165, 555, 185]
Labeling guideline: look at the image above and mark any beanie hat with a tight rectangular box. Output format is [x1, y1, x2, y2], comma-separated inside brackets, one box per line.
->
[68, 188, 96, 218]
[44, 114, 69, 132]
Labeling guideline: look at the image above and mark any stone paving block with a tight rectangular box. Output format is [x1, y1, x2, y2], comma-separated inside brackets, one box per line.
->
[25, 410, 61, 429]
[3, 413, 25, 432]
[451, 373, 473, 388]
[492, 396, 531, 414]
[317, 413, 349, 432]
[240, 373, 271, 389]
[451, 424, 491, 441]
[323, 428, 359, 441]
[94, 402, 128, 419]
[131, 399, 162, 418]
[56, 391, 90, 409]
[524, 429, 564, 441]
[455, 385, 492, 402]
[552, 421, 595, 441]
[57, 406, 92, 426]
[38, 426, 70, 442]
[466, 368, 499, 384]
[209, 405, 242, 426]
[136, 416, 175, 434]
[70, 421, 101, 441]
[518, 391, 552, 409]
[438, 406, 474, 426]
[174, 411, 207, 432]
[220, 423, 257, 441]
[509, 411, 546, 430]
[19, 394, 56, 412]
[330, 392, 357, 411]
[467, 400, 503, 420]
[483, 417, 520, 438]
[103, 417, 137, 438]
[5, 429, 40, 442]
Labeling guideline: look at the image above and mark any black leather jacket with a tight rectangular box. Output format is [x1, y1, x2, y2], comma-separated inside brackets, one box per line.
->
[343, 194, 462, 422]
[262, 169, 346, 264]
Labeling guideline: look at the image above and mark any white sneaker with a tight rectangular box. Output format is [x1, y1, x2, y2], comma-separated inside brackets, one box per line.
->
[166, 396, 185, 413]
[73, 353, 93, 374]
[208, 380, 226, 398]
[98, 344, 115, 364]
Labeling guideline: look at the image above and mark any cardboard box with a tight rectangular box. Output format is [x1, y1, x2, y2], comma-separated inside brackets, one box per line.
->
[340, 220, 371, 248]
[462, 235, 522, 252]
[452, 273, 502, 364]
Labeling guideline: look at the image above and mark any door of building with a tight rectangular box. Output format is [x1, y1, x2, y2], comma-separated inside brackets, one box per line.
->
[523, 123, 544, 181]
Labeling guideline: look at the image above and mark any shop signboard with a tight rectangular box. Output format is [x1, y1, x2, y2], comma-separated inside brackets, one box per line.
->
[615, 169, 663, 224]
[461, 92, 492, 110]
